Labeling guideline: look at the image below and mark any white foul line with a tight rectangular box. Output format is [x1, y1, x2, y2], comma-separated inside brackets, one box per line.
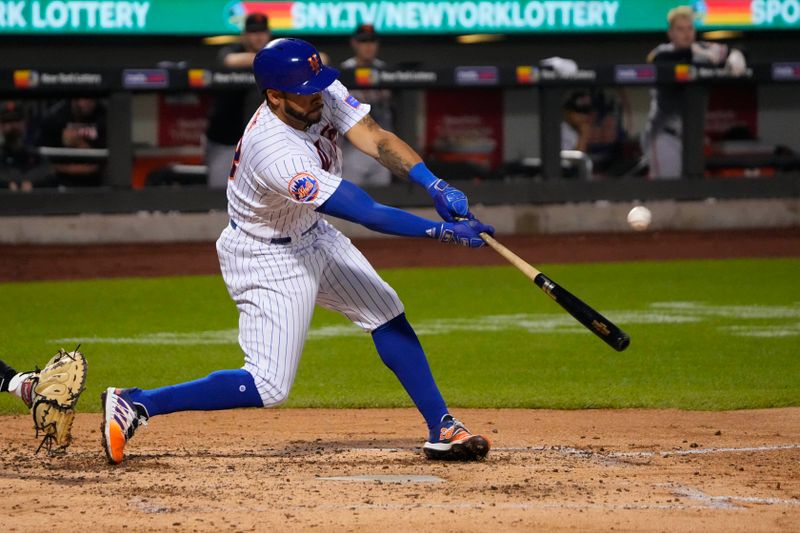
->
[492, 444, 800, 458]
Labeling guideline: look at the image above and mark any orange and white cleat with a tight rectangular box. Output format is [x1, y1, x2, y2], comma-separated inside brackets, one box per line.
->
[423, 414, 491, 461]
[101, 387, 148, 464]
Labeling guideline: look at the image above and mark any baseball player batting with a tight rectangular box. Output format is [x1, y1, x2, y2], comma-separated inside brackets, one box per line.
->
[101, 38, 494, 464]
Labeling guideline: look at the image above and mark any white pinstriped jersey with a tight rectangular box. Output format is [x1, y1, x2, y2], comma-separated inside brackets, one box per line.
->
[216, 78, 403, 405]
[226, 79, 371, 241]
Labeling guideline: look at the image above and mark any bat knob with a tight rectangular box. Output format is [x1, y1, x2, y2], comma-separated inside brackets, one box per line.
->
[615, 334, 631, 352]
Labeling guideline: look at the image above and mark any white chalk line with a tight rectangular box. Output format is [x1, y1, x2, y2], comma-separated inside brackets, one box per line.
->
[667, 484, 800, 508]
[315, 458, 800, 508]
[127, 500, 734, 515]
[319, 474, 443, 483]
[292, 485, 800, 512]
[129, 493, 799, 515]
[352, 444, 800, 458]
[125, 496, 757, 514]
[313, 501, 728, 512]
[493, 443, 800, 458]
[130, 498, 171, 514]
[52, 301, 800, 345]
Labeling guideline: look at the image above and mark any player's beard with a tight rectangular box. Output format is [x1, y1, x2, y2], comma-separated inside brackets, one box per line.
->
[284, 101, 323, 127]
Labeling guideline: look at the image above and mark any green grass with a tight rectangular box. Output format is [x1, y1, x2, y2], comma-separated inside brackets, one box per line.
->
[1, 258, 799, 413]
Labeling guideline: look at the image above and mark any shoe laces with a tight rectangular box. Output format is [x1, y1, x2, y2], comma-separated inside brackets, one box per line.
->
[126, 414, 148, 439]
[437, 414, 472, 441]
[128, 403, 150, 437]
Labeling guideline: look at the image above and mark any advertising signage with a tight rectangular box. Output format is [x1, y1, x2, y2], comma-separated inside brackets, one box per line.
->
[0, 1, 798, 35]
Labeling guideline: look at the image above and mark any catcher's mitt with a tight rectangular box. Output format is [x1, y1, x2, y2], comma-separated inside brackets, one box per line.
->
[22, 348, 88, 454]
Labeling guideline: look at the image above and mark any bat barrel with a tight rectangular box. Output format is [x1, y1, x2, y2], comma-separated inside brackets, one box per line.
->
[478, 230, 629, 352]
[533, 273, 630, 352]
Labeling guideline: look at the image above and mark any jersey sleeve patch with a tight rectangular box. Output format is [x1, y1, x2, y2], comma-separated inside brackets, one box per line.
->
[345, 95, 361, 109]
[288, 172, 320, 203]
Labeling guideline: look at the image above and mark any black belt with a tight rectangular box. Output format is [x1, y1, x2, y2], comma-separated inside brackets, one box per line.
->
[229, 220, 318, 245]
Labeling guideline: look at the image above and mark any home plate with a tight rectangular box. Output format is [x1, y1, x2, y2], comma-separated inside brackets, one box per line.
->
[319, 475, 444, 483]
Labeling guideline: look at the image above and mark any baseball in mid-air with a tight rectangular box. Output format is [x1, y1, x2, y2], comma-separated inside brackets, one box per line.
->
[627, 206, 652, 231]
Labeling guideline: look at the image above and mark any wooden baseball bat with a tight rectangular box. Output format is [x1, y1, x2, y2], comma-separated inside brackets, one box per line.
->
[479, 232, 630, 352]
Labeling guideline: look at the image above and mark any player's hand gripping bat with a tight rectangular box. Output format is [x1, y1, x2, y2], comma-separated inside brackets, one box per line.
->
[478, 230, 630, 351]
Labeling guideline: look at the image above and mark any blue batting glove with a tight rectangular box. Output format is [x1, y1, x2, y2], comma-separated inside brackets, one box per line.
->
[429, 179, 473, 222]
[434, 219, 495, 248]
[408, 162, 473, 222]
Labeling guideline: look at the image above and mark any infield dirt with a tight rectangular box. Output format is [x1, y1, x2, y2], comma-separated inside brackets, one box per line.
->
[1, 408, 799, 531]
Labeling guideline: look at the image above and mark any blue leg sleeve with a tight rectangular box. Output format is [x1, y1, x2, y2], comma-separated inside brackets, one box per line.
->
[372, 313, 448, 430]
[127, 369, 263, 417]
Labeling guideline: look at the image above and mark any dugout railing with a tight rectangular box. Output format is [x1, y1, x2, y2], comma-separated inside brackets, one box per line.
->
[1, 62, 799, 216]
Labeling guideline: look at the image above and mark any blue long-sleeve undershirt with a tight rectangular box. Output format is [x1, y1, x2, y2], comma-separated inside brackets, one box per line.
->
[316, 179, 439, 238]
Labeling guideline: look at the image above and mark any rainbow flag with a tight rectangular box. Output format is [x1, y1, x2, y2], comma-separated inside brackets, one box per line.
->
[239, 2, 294, 30]
[701, 0, 752, 26]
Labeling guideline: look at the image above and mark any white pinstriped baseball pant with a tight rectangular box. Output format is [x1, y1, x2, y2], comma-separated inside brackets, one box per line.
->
[216, 220, 404, 406]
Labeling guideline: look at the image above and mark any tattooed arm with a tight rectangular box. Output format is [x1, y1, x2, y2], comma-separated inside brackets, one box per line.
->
[344, 114, 422, 179]
[344, 113, 472, 221]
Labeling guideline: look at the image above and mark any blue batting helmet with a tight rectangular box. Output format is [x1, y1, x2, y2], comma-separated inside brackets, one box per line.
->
[253, 38, 339, 95]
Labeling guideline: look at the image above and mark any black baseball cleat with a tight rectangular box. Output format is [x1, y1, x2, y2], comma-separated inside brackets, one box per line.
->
[423, 414, 491, 461]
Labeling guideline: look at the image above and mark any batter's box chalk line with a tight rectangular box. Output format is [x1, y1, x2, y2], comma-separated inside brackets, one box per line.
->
[494, 444, 800, 458]
[318, 474, 443, 483]
[663, 484, 800, 509]
[338, 444, 800, 458]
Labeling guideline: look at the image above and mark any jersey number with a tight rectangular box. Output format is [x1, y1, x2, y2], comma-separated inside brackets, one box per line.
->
[228, 138, 242, 181]
[314, 124, 337, 172]
[313, 140, 332, 172]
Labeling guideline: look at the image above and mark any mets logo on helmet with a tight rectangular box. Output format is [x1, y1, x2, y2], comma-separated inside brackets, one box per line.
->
[308, 53, 321, 74]
[288, 172, 320, 203]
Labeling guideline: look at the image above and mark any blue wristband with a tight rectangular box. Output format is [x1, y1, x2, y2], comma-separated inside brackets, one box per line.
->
[408, 162, 438, 190]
